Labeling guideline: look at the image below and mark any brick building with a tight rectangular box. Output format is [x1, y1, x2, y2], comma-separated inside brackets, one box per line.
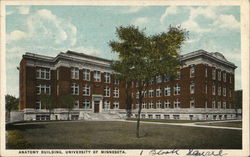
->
[19, 49, 237, 121]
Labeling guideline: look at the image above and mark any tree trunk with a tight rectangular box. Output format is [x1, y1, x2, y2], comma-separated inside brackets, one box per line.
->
[125, 81, 132, 118]
[136, 85, 143, 138]
[136, 100, 142, 138]
[68, 109, 70, 120]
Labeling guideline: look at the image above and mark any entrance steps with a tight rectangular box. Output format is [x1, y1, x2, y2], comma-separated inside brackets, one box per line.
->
[81, 112, 126, 121]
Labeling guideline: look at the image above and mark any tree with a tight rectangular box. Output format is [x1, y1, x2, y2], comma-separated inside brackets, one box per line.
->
[40, 93, 56, 120]
[60, 94, 75, 120]
[109, 25, 187, 138]
[5, 95, 19, 120]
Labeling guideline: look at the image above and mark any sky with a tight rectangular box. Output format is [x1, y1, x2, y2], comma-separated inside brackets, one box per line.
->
[5, 5, 241, 97]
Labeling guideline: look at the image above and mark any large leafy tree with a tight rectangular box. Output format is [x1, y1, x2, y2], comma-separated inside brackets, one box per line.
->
[109, 25, 187, 138]
[5, 95, 19, 119]
[60, 94, 75, 120]
[40, 93, 56, 120]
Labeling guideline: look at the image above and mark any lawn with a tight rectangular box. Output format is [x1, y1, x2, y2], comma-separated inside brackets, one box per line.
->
[6, 121, 242, 149]
[197, 121, 242, 128]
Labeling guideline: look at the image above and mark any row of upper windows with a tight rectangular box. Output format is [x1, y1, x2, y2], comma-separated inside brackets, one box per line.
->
[71, 68, 119, 84]
[35, 67, 119, 84]
[133, 99, 231, 109]
[35, 66, 232, 84]
[36, 84, 119, 98]
[71, 83, 119, 97]
[35, 100, 119, 110]
[133, 84, 181, 98]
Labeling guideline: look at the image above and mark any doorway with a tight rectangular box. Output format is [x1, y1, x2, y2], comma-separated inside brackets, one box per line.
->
[94, 101, 99, 113]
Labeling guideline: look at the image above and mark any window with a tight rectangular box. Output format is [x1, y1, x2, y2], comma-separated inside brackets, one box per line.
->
[212, 100, 216, 109]
[223, 87, 226, 96]
[36, 115, 50, 121]
[74, 100, 79, 109]
[114, 79, 119, 85]
[190, 99, 195, 108]
[94, 71, 101, 82]
[35, 101, 42, 109]
[223, 73, 227, 82]
[190, 82, 195, 94]
[164, 75, 170, 82]
[218, 71, 221, 81]
[135, 81, 139, 87]
[104, 101, 110, 110]
[165, 86, 171, 96]
[229, 90, 232, 97]
[142, 102, 147, 109]
[104, 87, 110, 97]
[149, 102, 154, 109]
[164, 100, 171, 108]
[223, 101, 227, 109]
[164, 115, 170, 119]
[156, 115, 161, 119]
[174, 99, 180, 108]
[174, 84, 180, 95]
[217, 101, 221, 109]
[149, 89, 154, 97]
[218, 86, 221, 96]
[71, 83, 79, 95]
[156, 88, 162, 97]
[173, 115, 180, 120]
[83, 99, 90, 109]
[136, 91, 139, 99]
[190, 66, 195, 77]
[142, 90, 147, 98]
[113, 87, 119, 98]
[113, 101, 119, 109]
[205, 100, 208, 109]
[148, 115, 153, 119]
[83, 69, 90, 81]
[141, 114, 145, 119]
[71, 67, 79, 79]
[156, 75, 162, 83]
[104, 72, 111, 83]
[156, 101, 161, 109]
[229, 76, 232, 83]
[189, 115, 194, 120]
[212, 84, 216, 95]
[36, 68, 50, 80]
[83, 84, 90, 96]
[36, 84, 51, 95]
[212, 69, 216, 80]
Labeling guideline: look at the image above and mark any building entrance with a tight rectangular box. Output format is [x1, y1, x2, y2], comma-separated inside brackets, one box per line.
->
[94, 101, 100, 113]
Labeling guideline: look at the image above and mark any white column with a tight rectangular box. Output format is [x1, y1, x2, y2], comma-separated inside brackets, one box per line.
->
[92, 100, 95, 112]
[99, 100, 103, 113]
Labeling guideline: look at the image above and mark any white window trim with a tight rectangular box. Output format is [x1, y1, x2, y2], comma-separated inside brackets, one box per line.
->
[83, 84, 91, 96]
[83, 69, 90, 81]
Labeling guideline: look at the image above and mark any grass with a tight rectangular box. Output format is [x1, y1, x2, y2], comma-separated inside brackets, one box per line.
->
[6, 121, 242, 149]
[126, 118, 205, 123]
[197, 121, 242, 128]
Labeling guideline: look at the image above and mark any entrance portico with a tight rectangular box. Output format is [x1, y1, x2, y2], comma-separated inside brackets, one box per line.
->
[92, 95, 103, 113]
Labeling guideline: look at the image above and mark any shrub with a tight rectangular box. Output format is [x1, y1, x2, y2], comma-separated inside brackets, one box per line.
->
[6, 130, 30, 149]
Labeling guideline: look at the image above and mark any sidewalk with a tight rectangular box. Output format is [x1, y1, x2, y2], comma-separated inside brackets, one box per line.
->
[123, 120, 242, 130]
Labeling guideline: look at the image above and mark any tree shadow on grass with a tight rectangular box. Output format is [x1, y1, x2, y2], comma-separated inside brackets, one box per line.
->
[6, 123, 45, 131]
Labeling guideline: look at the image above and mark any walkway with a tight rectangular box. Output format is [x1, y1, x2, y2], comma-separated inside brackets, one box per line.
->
[123, 120, 242, 130]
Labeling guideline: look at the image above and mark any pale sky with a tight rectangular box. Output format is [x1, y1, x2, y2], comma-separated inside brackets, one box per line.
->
[5, 5, 241, 97]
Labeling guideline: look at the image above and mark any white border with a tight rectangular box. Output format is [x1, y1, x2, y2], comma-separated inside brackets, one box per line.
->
[0, 0, 249, 157]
